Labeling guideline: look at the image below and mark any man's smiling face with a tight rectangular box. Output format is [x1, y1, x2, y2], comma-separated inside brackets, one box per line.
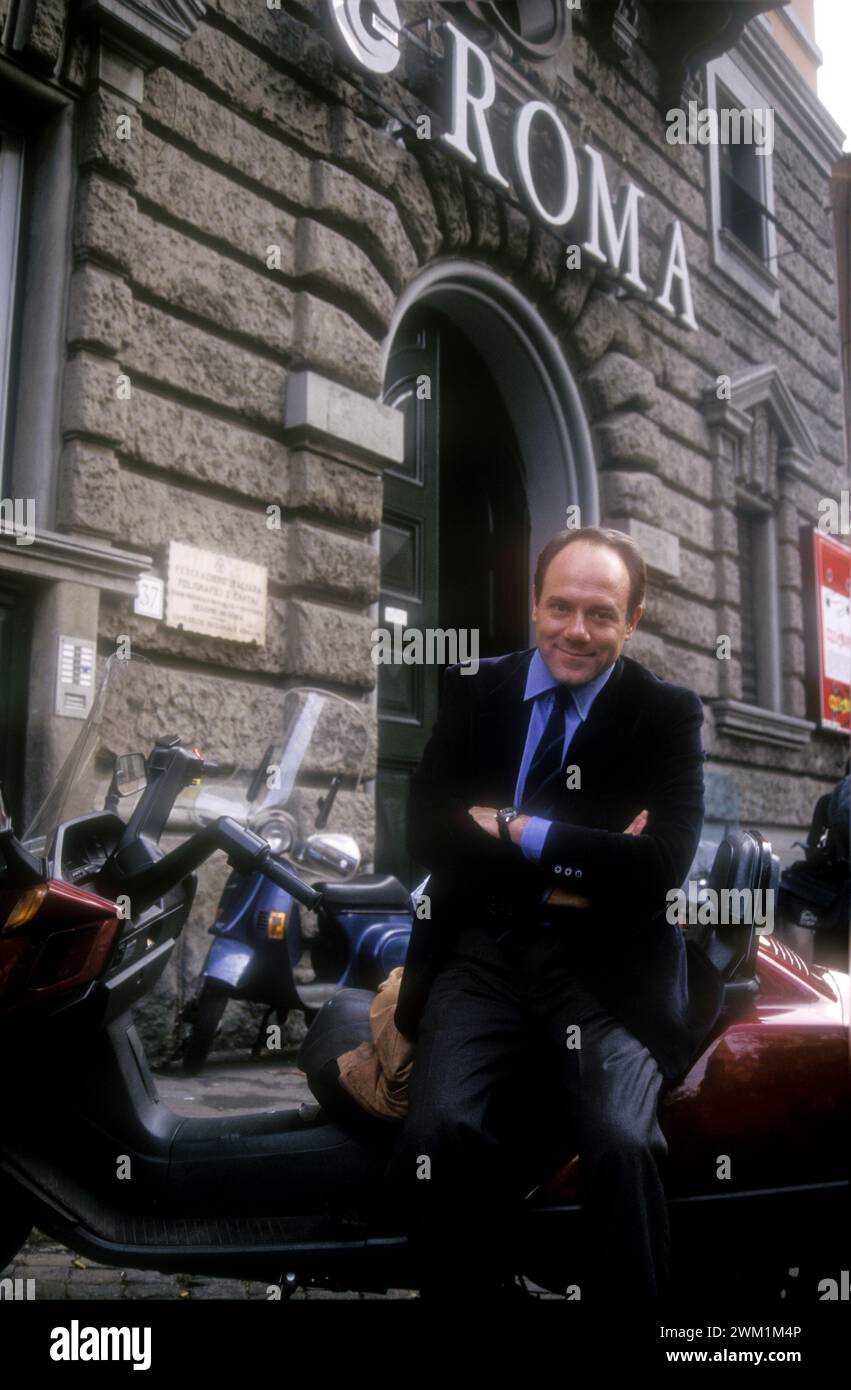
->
[532, 539, 643, 686]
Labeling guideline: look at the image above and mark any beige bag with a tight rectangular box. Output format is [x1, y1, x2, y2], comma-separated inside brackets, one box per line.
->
[335, 966, 415, 1121]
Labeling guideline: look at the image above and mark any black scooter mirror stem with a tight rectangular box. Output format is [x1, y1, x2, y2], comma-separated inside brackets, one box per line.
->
[315, 774, 342, 831]
[114, 738, 206, 870]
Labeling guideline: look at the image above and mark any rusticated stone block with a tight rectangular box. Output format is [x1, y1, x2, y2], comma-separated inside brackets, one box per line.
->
[140, 131, 296, 273]
[55, 441, 119, 537]
[626, 627, 667, 675]
[649, 389, 711, 452]
[501, 202, 530, 266]
[465, 174, 501, 255]
[126, 302, 288, 427]
[526, 226, 562, 292]
[61, 352, 127, 446]
[650, 592, 719, 649]
[293, 294, 382, 398]
[134, 214, 294, 355]
[295, 220, 395, 331]
[422, 153, 469, 252]
[327, 105, 399, 197]
[393, 149, 443, 263]
[653, 436, 714, 504]
[143, 69, 311, 209]
[207, 0, 337, 84]
[779, 591, 804, 635]
[288, 521, 379, 603]
[115, 470, 289, 582]
[79, 87, 141, 185]
[634, 637, 720, 697]
[583, 352, 656, 417]
[181, 22, 332, 158]
[73, 173, 136, 272]
[67, 266, 133, 356]
[593, 412, 660, 469]
[601, 469, 662, 521]
[571, 290, 618, 365]
[93, 660, 296, 774]
[22, 0, 69, 71]
[121, 388, 288, 501]
[609, 308, 651, 363]
[552, 265, 593, 327]
[310, 161, 418, 292]
[287, 450, 383, 530]
[285, 599, 376, 689]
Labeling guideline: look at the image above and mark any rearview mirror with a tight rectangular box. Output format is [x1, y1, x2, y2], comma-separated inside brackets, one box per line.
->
[301, 832, 360, 879]
[114, 753, 148, 798]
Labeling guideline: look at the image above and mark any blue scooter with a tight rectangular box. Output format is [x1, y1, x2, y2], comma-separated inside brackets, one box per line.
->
[181, 688, 413, 1073]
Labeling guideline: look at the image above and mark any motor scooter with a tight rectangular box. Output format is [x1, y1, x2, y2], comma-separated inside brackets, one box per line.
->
[0, 654, 846, 1299]
[180, 693, 411, 1074]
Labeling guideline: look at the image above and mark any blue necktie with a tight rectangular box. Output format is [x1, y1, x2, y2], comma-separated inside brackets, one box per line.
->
[520, 685, 575, 816]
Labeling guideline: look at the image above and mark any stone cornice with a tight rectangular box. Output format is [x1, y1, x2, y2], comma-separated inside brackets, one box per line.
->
[711, 699, 815, 749]
[79, 0, 205, 66]
[0, 528, 152, 594]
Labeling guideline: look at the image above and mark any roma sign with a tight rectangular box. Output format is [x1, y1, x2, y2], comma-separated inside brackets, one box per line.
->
[326, 1, 698, 331]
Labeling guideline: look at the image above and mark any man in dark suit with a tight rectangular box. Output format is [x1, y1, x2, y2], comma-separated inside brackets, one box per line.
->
[384, 526, 725, 1301]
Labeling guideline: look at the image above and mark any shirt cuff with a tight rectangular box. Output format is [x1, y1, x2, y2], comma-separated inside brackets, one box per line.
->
[519, 816, 552, 864]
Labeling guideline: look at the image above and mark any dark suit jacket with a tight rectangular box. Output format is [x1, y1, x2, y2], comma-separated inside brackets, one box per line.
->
[394, 648, 725, 1083]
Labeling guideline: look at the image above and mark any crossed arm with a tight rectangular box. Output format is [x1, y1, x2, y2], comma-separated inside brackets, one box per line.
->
[407, 665, 706, 922]
[468, 805, 649, 907]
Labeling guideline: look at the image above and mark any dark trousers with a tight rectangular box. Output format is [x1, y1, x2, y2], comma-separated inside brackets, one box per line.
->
[383, 917, 670, 1301]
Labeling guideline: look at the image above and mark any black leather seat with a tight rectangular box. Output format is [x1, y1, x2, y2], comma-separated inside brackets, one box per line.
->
[315, 873, 411, 909]
[688, 829, 780, 1015]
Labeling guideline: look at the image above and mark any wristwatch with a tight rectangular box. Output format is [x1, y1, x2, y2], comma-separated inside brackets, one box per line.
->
[496, 806, 520, 844]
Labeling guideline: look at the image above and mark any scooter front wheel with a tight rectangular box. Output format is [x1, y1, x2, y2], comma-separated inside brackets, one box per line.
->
[182, 979, 229, 1075]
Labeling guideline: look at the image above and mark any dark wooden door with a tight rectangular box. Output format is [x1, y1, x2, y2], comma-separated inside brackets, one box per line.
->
[376, 308, 529, 884]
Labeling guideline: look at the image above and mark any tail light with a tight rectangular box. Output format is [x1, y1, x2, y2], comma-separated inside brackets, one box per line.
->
[0, 880, 120, 1018]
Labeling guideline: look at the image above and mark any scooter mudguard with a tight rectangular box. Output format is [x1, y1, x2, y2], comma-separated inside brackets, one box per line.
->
[202, 936, 255, 988]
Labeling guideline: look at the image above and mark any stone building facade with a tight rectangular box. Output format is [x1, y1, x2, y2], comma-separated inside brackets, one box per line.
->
[0, 0, 848, 1060]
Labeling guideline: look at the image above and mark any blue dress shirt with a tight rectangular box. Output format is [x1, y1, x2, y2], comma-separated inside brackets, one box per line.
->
[514, 650, 617, 863]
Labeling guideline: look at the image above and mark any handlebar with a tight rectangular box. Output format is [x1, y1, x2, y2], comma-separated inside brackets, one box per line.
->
[261, 853, 322, 910]
[101, 816, 323, 915]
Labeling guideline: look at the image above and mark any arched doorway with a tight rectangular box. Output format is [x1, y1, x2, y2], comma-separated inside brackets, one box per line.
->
[375, 264, 597, 883]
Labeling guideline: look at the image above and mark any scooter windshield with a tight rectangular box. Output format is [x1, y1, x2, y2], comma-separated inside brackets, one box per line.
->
[181, 686, 373, 849]
[24, 655, 373, 864]
[24, 652, 157, 849]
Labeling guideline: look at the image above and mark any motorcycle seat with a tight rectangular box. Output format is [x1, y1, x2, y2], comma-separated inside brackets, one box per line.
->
[690, 829, 779, 1011]
[316, 874, 411, 909]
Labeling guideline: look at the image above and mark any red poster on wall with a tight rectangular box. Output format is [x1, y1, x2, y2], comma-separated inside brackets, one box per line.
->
[812, 529, 851, 733]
